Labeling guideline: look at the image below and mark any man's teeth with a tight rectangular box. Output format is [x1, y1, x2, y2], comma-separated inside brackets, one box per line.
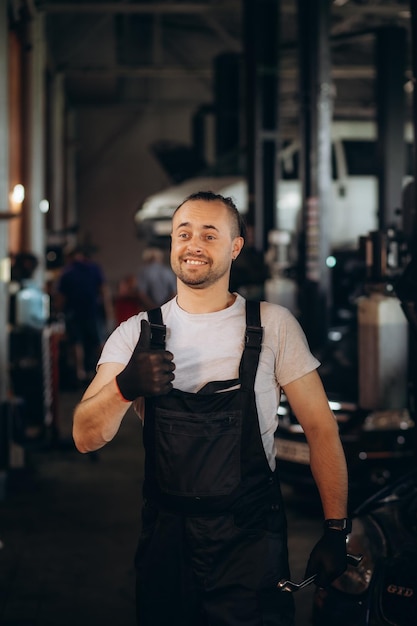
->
[186, 259, 205, 265]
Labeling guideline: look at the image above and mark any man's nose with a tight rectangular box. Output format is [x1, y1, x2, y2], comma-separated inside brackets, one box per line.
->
[186, 235, 202, 253]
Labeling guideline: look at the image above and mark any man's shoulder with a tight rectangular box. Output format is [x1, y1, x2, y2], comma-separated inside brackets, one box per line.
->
[257, 300, 301, 333]
[259, 300, 293, 315]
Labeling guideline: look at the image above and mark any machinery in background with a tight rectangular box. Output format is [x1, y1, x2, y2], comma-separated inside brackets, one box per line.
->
[311, 469, 417, 626]
[264, 229, 299, 315]
[275, 225, 416, 507]
[357, 229, 410, 412]
[310, 244, 417, 625]
[1, 252, 58, 499]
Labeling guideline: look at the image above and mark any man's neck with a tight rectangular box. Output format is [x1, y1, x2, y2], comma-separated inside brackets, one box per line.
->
[176, 283, 236, 314]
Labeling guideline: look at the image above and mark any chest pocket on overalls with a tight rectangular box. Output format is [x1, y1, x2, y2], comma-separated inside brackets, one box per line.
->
[154, 405, 242, 498]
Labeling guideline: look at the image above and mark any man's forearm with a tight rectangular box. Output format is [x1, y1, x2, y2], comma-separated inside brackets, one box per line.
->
[307, 427, 348, 519]
[73, 378, 131, 453]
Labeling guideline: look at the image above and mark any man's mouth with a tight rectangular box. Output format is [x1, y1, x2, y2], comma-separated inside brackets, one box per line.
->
[183, 258, 207, 266]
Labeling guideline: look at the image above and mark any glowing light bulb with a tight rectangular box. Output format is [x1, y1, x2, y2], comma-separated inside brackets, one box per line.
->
[39, 199, 50, 213]
[11, 184, 25, 204]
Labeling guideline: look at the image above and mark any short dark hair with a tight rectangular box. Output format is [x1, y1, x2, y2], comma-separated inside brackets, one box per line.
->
[175, 190, 246, 239]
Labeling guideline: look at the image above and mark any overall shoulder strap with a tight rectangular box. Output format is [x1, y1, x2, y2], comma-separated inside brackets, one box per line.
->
[245, 300, 263, 350]
[147, 307, 166, 350]
[239, 300, 263, 389]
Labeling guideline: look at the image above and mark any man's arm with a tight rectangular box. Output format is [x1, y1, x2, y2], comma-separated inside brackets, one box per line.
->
[284, 370, 348, 519]
[283, 369, 349, 587]
[73, 319, 175, 454]
[73, 362, 131, 453]
[282, 368, 348, 518]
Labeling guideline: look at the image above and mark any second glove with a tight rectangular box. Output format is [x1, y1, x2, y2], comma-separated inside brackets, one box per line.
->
[304, 527, 348, 588]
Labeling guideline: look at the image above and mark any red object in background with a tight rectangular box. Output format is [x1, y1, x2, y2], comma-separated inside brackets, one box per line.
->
[113, 296, 144, 325]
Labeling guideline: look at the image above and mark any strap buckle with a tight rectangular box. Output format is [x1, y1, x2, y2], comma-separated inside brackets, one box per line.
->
[150, 323, 166, 349]
[245, 325, 263, 349]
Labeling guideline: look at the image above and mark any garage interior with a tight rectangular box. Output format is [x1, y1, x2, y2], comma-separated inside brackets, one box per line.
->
[1, 1, 417, 625]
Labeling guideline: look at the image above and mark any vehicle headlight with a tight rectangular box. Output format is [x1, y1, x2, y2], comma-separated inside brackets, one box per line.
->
[331, 518, 384, 595]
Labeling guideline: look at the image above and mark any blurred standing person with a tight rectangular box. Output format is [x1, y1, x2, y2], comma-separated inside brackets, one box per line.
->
[57, 246, 113, 383]
[137, 247, 176, 308]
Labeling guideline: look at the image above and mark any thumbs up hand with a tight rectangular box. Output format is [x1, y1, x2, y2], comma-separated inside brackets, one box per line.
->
[116, 319, 175, 401]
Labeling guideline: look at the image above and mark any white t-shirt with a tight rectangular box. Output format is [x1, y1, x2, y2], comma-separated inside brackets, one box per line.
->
[98, 294, 320, 469]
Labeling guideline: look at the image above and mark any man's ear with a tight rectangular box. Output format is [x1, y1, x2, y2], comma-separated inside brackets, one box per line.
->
[232, 236, 244, 260]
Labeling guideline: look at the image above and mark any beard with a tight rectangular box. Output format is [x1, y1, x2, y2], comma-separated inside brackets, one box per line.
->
[172, 256, 230, 288]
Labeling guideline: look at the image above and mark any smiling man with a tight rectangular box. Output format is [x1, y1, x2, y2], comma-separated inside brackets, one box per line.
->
[73, 191, 349, 626]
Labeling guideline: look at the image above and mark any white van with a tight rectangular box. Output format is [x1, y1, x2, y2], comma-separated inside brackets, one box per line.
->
[135, 121, 413, 251]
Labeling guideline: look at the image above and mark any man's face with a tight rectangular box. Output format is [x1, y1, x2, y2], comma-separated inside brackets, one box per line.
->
[170, 200, 243, 289]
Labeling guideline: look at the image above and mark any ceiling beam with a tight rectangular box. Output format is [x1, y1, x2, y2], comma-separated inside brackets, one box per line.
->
[66, 66, 213, 79]
[63, 64, 407, 80]
[37, 1, 410, 20]
[70, 99, 378, 121]
[38, 2, 239, 15]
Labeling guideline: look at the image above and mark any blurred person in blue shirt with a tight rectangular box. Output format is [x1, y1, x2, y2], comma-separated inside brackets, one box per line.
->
[57, 246, 113, 383]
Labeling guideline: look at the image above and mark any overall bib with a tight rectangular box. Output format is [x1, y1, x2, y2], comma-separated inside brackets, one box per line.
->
[135, 301, 294, 626]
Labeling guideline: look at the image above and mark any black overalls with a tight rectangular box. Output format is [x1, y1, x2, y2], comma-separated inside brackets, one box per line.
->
[135, 301, 295, 626]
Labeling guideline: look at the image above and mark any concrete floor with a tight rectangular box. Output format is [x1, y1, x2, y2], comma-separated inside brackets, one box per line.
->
[0, 389, 322, 626]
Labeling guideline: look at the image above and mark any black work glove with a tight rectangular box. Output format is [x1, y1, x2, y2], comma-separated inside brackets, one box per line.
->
[116, 319, 175, 401]
[304, 528, 348, 588]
